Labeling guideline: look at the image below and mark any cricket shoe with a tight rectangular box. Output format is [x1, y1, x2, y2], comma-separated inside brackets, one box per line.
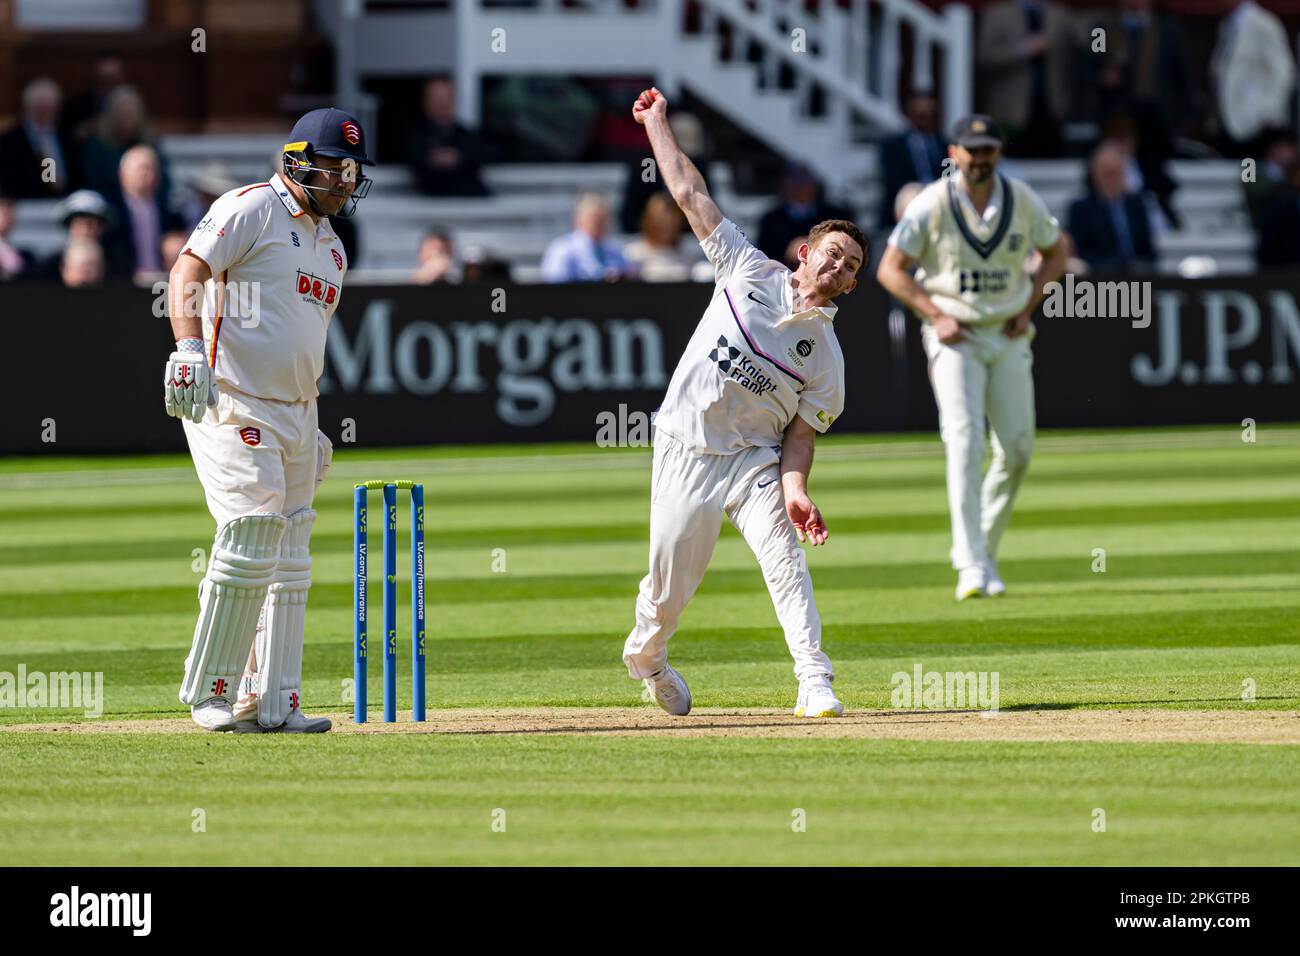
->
[984, 560, 1006, 597]
[234, 709, 333, 734]
[644, 665, 692, 716]
[794, 675, 843, 718]
[955, 566, 988, 601]
[191, 696, 238, 732]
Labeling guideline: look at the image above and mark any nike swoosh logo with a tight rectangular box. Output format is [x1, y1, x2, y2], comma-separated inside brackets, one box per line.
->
[757, 477, 778, 489]
[747, 291, 773, 308]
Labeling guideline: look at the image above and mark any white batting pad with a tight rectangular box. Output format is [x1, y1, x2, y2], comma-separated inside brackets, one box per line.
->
[179, 513, 288, 706]
[256, 508, 315, 727]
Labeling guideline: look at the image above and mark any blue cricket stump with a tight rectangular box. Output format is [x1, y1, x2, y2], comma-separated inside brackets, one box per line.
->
[353, 480, 426, 723]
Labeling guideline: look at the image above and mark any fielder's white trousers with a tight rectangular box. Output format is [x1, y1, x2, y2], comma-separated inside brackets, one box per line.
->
[622, 431, 833, 683]
[921, 322, 1036, 571]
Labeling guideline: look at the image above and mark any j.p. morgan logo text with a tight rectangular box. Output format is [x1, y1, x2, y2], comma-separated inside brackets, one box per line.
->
[50, 886, 151, 936]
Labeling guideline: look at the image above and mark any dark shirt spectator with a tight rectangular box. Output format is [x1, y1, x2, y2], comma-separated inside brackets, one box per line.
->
[1067, 142, 1155, 272]
[878, 91, 947, 228]
[1090, 2, 1197, 144]
[81, 85, 171, 202]
[102, 144, 183, 279]
[1244, 133, 1298, 229]
[407, 77, 491, 197]
[1257, 159, 1300, 268]
[61, 56, 127, 147]
[0, 78, 76, 198]
[756, 163, 853, 262]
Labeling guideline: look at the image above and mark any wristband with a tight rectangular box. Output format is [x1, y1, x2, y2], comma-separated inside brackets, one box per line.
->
[176, 337, 203, 355]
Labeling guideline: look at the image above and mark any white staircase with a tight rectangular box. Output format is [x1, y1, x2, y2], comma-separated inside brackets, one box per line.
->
[452, 0, 972, 202]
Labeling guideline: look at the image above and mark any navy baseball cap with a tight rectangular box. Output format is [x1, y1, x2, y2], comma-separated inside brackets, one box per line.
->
[951, 114, 1004, 149]
[286, 107, 375, 166]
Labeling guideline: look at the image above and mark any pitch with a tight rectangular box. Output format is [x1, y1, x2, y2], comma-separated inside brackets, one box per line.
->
[2, 427, 1298, 865]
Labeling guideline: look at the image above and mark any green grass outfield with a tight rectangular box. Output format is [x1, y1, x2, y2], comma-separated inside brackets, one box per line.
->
[1, 425, 1298, 865]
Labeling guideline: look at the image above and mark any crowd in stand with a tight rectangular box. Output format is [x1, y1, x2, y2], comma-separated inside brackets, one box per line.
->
[8, 2, 1300, 285]
[0, 60, 210, 287]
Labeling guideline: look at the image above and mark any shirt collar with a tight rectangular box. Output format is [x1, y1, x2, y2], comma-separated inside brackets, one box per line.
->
[954, 172, 1003, 226]
[271, 173, 307, 219]
[781, 270, 838, 325]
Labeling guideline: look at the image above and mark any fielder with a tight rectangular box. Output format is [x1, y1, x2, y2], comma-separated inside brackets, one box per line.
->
[624, 88, 865, 718]
[877, 116, 1066, 600]
[164, 108, 373, 732]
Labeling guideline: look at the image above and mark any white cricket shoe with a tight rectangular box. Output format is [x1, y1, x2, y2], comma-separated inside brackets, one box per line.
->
[794, 675, 843, 718]
[955, 566, 987, 601]
[234, 709, 333, 734]
[191, 697, 237, 732]
[984, 560, 1006, 597]
[644, 665, 692, 716]
[280, 709, 332, 733]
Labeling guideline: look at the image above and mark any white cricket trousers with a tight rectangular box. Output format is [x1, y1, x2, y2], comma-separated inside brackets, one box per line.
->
[921, 322, 1036, 571]
[622, 431, 833, 683]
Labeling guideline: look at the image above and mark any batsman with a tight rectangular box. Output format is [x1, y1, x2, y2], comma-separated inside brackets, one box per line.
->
[163, 108, 373, 732]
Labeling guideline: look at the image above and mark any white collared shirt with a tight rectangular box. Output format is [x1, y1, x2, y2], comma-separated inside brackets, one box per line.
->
[653, 219, 846, 455]
[889, 172, 1059, 326]
[182, 173, 347, 402]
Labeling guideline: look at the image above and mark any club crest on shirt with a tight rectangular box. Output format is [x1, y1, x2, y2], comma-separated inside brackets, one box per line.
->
[1008, 233, 1025, 252]
[708, 335, 777, 396]
[295, 269, 339, 307]
[331, 248, 344, 271]
[239, 427, 261, 446]
[788, 338, 815, 367]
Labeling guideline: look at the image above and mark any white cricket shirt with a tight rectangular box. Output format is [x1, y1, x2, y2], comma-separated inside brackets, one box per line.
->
[182, 173, 348, 402]
[889, 172, 1060, 326]
[653, 219, 846, 455]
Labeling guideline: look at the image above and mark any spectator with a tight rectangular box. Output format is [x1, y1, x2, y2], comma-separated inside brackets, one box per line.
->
[62, 56, 127, 146]
[1067, 142, 1156, 272]
[620, 111, 709, 234]
[622, 192, 703, 281]
[540, 192, 630, 282]
[407, 77, 491, 197]
[0, 78, 75, 198]
[1244, 132, 1298, 229]
[81, 85, 170, 200]
[0, 196, 35, 282]
[878, 91, 946, 227]
[60, 237, 105, 288]
[1091, 1, 1197, 146]
[977, 1, 1077, 157]
[1256, 158, 1300, 267]
[755, 163, 853, 262]
[413, 229, 458, 284]
[1100, 114, 1180, 231]
[1211, 0, 1295, 153]
[23, 188, 116, 281]
[103, 144, 183, 279]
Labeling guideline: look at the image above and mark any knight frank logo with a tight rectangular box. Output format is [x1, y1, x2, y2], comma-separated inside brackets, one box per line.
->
[709, 334, 741, 373]
[708, 335, 778, 396]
